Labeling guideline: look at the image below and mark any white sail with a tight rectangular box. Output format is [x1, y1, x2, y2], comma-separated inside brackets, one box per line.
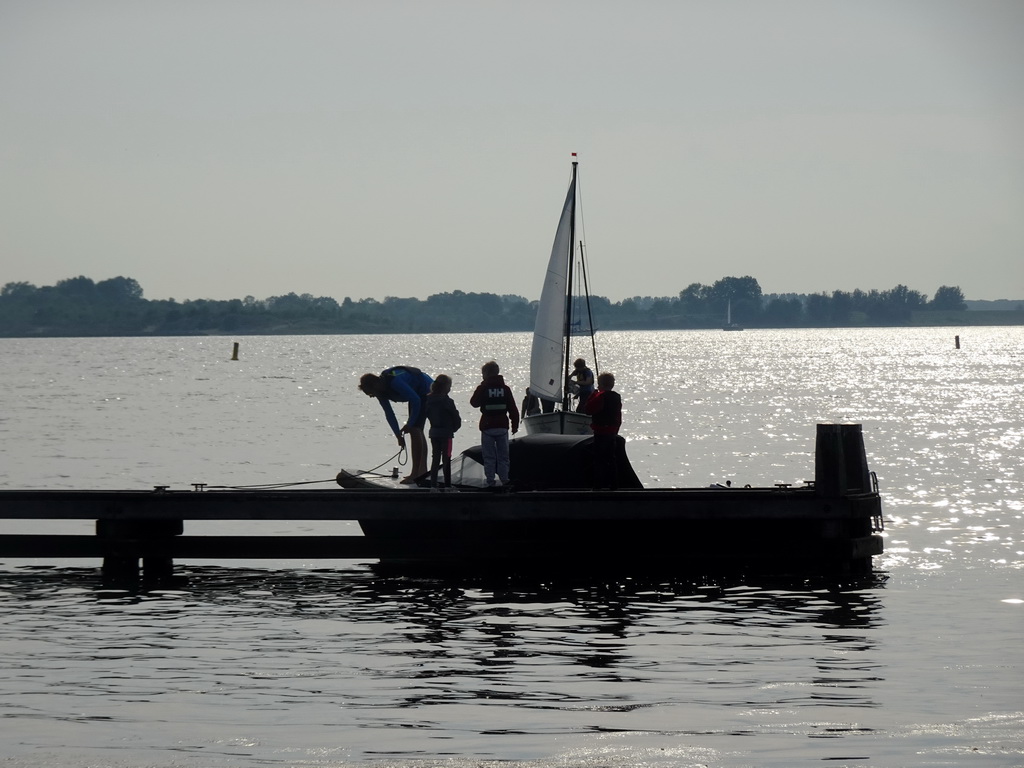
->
[529, 175, 575, 403]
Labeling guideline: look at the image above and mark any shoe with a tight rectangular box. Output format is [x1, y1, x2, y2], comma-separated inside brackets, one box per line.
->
[430, 486, 441, 493]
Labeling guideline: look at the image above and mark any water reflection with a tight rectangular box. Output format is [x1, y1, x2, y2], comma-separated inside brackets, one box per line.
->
[1, 566, 887, 714]
[1, 565, 886, 625]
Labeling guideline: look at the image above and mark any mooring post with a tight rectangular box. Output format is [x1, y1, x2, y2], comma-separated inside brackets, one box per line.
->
[814, 423, 872, 497]
[814, 423, 846, 498]
[231, 341, 240, 361]
[839, 423, 871, 494]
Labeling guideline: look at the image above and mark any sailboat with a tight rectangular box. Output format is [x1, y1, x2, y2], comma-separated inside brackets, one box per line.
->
[523, 155, 599, 436]
[723, 299, 743, 331]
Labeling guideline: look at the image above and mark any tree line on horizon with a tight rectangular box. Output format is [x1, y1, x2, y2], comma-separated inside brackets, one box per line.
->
[0, 274, 1002, 338]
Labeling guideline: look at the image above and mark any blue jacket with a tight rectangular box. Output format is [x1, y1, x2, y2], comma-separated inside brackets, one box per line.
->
[377, 366, 433, 436]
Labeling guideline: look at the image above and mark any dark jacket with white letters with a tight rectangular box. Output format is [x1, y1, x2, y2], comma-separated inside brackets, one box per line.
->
[469, 374, 521, 432]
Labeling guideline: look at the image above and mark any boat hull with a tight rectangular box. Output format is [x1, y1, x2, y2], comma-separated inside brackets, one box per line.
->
[522, 410, 592, 436]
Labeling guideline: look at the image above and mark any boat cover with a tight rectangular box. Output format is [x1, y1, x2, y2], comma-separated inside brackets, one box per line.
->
[452, 433, 643, 490]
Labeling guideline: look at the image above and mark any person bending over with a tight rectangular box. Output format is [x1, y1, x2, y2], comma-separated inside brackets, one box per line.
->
[359, 365, 433, 483]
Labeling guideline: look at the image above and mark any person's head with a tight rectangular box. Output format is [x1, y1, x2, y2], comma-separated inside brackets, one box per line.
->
[597, 372, 615, 390]
[573, 358, 587, 369]
[431, 374, 452, 395]
[481, 360, 500, 378]
[358, 373, 383, 397]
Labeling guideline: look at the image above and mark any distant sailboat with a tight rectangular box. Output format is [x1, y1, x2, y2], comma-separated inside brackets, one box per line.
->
[523, 155, 598, 436]
[723, 299, 743, 331]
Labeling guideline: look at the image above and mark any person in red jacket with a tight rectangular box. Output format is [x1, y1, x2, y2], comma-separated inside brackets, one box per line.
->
[469, 360, 520, 488]
[584, 372, 622, 490]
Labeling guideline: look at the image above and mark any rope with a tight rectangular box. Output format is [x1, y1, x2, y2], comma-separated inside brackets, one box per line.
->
[349, 445, 406, 479]
[205, 479, 338, 490]
[202, 445, 409, 490]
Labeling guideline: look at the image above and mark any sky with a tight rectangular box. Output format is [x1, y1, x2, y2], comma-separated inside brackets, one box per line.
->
[2, 1, 1022, 303]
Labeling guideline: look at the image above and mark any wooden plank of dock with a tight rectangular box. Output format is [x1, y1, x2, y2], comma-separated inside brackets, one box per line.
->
[0, 487, 874, 522]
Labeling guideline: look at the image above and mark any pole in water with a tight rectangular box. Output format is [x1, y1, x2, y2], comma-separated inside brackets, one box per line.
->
[955, 335, 960, 350]
[231, 342, 239, 360]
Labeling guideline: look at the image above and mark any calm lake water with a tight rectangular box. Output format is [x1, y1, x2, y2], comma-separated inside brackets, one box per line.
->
[1, 328, 1021, 767]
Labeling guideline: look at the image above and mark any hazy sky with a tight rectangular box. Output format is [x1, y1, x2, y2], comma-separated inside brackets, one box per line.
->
[3, 1, 1022, 303]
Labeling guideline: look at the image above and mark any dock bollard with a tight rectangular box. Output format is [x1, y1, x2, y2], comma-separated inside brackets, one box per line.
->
[231, 342, 239, 360]
[955, 335, 960, 349]
[814, 423, 870, 497]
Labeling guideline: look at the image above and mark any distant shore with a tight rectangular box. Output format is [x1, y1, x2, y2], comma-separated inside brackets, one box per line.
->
[1, 275, 1020, 337]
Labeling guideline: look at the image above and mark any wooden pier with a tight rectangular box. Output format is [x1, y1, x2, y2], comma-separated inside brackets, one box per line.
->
[0, 424, 885, 585]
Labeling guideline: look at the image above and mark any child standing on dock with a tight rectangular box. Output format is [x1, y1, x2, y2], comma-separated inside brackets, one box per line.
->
[470, 360, 520, 489]
[425, 374, 461, 490]
[584, 372, 622, 490]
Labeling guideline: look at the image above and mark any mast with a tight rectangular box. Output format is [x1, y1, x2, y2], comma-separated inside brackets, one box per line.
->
[561, 156, 578, 411]
[579, 239, 599, 376]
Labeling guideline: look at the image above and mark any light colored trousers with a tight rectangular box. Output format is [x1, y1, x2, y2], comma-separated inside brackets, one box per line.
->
[480, 427, 510, 485]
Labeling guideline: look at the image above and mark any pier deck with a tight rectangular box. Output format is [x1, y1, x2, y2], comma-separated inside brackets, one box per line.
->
[0, 424, 885, 584]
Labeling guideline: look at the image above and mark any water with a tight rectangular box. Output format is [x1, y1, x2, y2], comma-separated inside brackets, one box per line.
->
[1, 328, 1021, 766]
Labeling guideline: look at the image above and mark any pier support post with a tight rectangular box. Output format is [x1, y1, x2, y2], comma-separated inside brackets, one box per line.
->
[97, 519, 184, 588]
[101, 554, 140, 588]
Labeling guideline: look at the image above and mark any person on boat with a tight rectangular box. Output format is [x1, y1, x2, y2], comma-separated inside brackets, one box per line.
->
[584, 371, 622, 490]
[470, 360, 520, 489]
[567, 358, 595, 411]
[425, 374, 461, 491]
[521, 387, 541, 417]
[359, 365, 433, 484]
[520, 387, 555, 417]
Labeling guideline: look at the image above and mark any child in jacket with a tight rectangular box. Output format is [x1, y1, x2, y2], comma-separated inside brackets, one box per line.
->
[469, 360, 520, 488]
[425, 374, 461, 490]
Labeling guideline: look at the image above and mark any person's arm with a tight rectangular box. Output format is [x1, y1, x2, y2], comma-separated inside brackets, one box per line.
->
[449, 400, 462, 433]
[469, 384, 483, 408]
[507, 388, 520, 434]
[388, 376, 423, 430]
[377, 397, 402, 437]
